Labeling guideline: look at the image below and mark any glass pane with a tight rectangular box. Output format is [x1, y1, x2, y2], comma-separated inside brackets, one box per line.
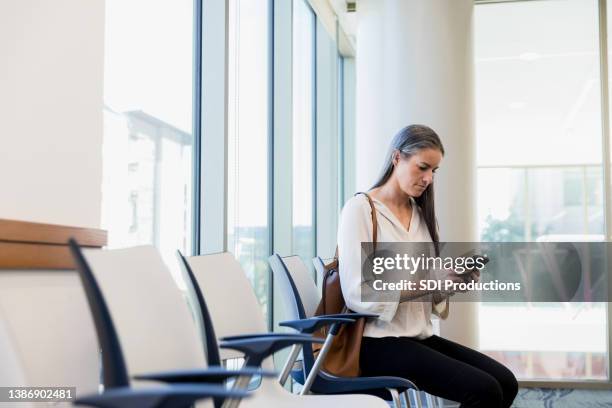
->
[102, 1, 194, 269]
[528, 167, 605, 239]
[480, 303, 607, 380]
[292, 0, 315, 271]
[314, 18, 341, 259]
[476, 0, 601, 168]
[475, 0, 607, 381]
[227, 0, 270, 318]
[479, 168, 528, 242]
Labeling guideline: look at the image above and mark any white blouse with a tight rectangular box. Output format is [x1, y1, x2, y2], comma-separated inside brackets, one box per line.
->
[337, 193, 449, 339]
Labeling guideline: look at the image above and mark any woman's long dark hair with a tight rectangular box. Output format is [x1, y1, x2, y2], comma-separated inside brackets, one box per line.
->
[371, 125, 444, 255]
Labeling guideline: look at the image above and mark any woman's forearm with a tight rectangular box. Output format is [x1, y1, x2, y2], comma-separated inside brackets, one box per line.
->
[398, 268, 469, 303]
[400, 287, 451, 303]
[400, 287, 437, 302]
[432, 291, 449, 305]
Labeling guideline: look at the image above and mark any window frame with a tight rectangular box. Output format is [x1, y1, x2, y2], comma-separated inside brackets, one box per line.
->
[474, 0, 612, 390]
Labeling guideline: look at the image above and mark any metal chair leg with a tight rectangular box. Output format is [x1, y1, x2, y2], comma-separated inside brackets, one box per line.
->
[401, 390, 413, 408]
[386, 388, 402, 408]
[300, 329, 337, 395]
[222, 374, 254, 408]
[410, 389, 423, 408]
[277, 344, 302, 386]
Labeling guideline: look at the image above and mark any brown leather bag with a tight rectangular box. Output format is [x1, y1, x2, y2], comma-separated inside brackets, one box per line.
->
[312, 192, 378, 377]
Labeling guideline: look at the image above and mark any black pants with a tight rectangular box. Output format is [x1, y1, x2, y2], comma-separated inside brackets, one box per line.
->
[360, 335, 518, 408]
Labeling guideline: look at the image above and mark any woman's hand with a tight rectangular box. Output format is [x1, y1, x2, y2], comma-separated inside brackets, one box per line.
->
[465, 268, 481, 284]
[436, 267, 480, 297]
[434, 268, 469, 298]
[407, 267, 483, 303]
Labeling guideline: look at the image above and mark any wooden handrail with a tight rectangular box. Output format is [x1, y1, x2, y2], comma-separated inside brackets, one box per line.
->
[0, 219, 107, 269]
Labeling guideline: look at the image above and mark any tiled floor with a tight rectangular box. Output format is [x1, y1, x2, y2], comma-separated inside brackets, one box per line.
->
[432, 388, 612, 408]
[509, 388, 612, 408]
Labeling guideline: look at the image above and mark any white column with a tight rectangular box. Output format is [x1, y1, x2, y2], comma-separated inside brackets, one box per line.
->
[355, 0, 478, 347]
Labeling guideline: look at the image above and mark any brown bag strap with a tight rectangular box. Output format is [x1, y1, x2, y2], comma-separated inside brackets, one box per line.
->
[357, 192, 378, 251]
[320, 268, 330, 315]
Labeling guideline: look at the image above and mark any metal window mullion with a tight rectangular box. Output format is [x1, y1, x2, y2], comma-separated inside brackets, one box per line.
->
[267, 0, 275, 331]
[597, 0, 612, 383]
[338, 53, 345, 208]
[312, 5, 318, 268]
[192, 0, 203, 256]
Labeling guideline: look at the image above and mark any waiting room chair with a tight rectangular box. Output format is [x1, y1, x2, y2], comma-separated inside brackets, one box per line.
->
[270, 253, 441, 408]
[69, 240, 260, 408]
[181, 251, 390, 408]
[0, 265, 100, 408]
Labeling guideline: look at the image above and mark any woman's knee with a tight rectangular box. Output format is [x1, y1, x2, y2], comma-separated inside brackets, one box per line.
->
[497, 366, 519, 407]
[478, 378, 504, 408]
[477, 356, 518, 407]
[457, 373, 504, 408]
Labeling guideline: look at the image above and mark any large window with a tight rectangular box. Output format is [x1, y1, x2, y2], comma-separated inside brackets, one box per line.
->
[102, 0, 194, 268]
[292, 0, 316, 271]
[475, 0, 607, 380]
[227, 0, 271, 317]
[291, 1, 348, 270]
[314, 18, 342, 258]
[102, 0, 354, 330]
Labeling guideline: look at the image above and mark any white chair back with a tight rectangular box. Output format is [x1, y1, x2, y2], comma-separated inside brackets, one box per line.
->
[184, 253, 269, 362]
[81, 246, 207, 376]
[278, 256, 320, 318]
[0, 271, 100, 406]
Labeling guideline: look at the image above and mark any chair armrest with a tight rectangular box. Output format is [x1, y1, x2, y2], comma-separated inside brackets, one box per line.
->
[220, 334, 324, 367]
[74, 384, 249, 408]
[294, 313, 378, 335]
[279, 317, 354, 333]
[133, 366, 276, 384]
[319, 312, 379, 320]
[222, 333, 287, 341]
[317, 372, 419, 394]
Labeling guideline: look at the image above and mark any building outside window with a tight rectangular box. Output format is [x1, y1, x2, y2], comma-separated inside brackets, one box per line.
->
[102, 0, 194, 275]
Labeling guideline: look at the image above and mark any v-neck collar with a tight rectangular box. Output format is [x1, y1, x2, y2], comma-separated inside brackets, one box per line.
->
[370, 196, 418, 234]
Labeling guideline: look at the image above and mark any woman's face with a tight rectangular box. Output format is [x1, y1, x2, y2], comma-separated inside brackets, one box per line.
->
[393, 147, 443, 197]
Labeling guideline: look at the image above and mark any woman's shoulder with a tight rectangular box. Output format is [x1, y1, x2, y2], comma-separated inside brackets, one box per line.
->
[342, 193, 372, 213]
[340, 193, 375, 224]
[338, 193, 374, 238]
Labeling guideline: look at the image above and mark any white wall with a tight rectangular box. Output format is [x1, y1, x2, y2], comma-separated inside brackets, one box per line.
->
[0, 0, 104, 228]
